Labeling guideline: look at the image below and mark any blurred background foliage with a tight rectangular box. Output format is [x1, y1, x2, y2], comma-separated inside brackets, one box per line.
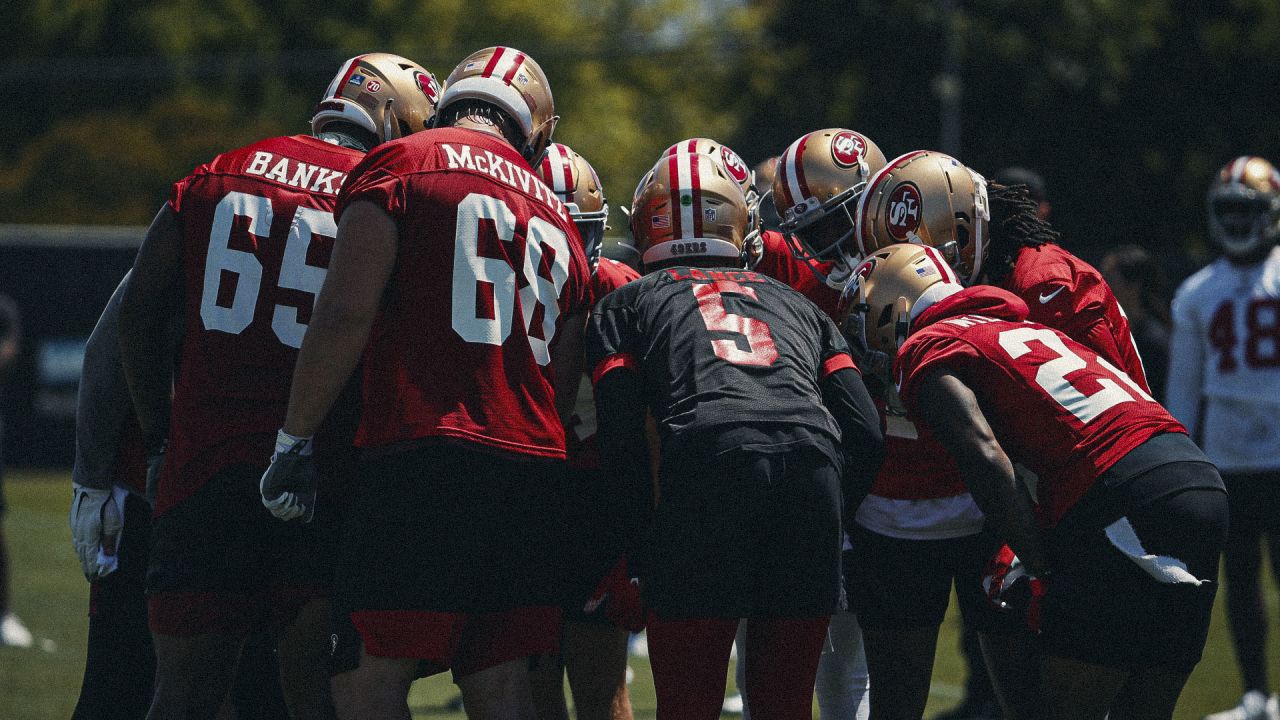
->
[3, 0, 1279, 268]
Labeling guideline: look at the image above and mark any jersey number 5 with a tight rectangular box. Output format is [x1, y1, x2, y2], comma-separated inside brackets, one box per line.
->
[693, 280, 779, 366]
[200, 191, 333, 349]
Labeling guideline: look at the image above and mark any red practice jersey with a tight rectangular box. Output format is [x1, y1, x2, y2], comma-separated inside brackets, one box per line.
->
[161, 134, 363, 514]
[999, 243, 1149, 392]
[753, 230, 841, 318]
[338, 127, 591, 458]
[896, 286, 1185, 527]
[753, 230, 964, 500]
[567, 257, 641, 470]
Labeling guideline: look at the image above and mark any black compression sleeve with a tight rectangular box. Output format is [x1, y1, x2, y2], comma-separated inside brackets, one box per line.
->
[821, 367, 886, 515]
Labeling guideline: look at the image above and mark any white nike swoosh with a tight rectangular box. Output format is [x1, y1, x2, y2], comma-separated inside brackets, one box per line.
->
[1038, 286, 1066, 304]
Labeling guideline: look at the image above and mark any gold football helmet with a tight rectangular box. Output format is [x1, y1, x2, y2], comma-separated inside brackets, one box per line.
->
[311, 53, 441, 144]
[1207, 155, 1280, 260]
[662, 138, 760, 252]
[437, 46, 558, 165]
[536, 143, 608, 264]
[856, 150, 990, 285]
[838, 244, 962, 356]
[772, 129, 887, 287]
[630, 151, 751, 270]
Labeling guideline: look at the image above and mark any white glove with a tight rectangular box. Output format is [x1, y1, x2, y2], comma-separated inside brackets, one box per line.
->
[69, 482, 124, 581]
[260, 429, 317, 522]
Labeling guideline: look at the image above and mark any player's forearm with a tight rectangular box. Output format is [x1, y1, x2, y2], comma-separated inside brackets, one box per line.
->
[552, 312, 586, 424]
[118, 291, 174, 451]
[282, 312, 372, 438]
[961, 451, 1049, 576]
[821, 367, 885, 511]
[1164, 321, 1204, 436]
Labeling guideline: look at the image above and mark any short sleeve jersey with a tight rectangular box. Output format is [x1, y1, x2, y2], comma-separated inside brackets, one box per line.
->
[1167, 247, 1280, 471]
[337, 127, 591, 458]
[162, 134, 363, 514]
[566, 257, 641, 470]
[897, 286, 1185, 527]
[999, 243, 1149, 392]
[587, 266, 854, 454]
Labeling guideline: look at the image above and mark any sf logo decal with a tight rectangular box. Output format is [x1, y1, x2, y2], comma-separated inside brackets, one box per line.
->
[887, 182, 922, 240]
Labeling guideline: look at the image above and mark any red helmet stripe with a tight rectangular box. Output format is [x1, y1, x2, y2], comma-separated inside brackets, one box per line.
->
[482, 47, 506, 78]
[558, 148, 574, 197]
[1230, 156, 1250, 183]
[792, 133, 812, 202]
[502, 51, 527, 84]
[776, 144, 797, 209]
[668, 152, 683, 239]
[686, 139, 698, 155]
[921, 245, 959, 283]
[335, 55, 367, 98]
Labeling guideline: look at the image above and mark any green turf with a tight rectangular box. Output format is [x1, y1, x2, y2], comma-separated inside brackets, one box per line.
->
[0, 471, 1271, 719]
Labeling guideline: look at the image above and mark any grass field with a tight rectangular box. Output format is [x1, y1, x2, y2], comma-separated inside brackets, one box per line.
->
[0, 470, 1274, 719]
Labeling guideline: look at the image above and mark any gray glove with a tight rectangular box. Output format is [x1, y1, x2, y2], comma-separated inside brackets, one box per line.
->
[260, 430, 317, 522]
[69, 482, 124, 581]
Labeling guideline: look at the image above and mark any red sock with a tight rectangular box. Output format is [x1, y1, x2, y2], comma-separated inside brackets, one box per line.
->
[744, 616, 831, 720]
[646, 614, 739, 720]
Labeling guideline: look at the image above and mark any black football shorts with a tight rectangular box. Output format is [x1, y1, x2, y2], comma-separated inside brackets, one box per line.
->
[643, 442, 843, 618]
[1041, 463, 1228, 673]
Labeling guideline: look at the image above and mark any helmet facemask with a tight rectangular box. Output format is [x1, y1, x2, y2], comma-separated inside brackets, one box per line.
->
[1209, 189, 1280, 260]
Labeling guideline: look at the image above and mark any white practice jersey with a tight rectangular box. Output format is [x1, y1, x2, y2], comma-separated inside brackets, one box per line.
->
[1168, 246, 1280, 472]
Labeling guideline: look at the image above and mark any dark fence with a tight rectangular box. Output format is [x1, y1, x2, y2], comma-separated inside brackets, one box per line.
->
[0, 225, 143, 467]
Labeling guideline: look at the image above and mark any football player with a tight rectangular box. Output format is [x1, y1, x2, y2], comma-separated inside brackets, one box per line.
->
[529, 143, 636, 720]
[751, 130, 890, 720]
[845, 243, 1227, 720]
[587, 151, 884, 720]
[854, 151, 1157, 719]
[70, 273, 158, 719]
[1168, 156, 1280, 720]
[261, 47, 591, 719]
[118, 53, 439, 718]
[775, 142, 1021, 720]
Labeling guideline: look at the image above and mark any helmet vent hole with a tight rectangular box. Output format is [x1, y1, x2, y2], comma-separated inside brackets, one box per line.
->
[944, 171, 955, 193]
[877, 304, 893, 328]
[954, 218, 970, 249]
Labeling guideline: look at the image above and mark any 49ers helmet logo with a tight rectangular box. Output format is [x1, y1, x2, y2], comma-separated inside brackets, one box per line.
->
[887, 182, 923, 240]
[831, 131, 866, 168]
[414, 71, 439, 103]
[720, 146, 749, 185]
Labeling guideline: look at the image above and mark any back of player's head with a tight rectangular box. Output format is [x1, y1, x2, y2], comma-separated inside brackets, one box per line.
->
[772, 128, 887, 287]
[982, 181, 1061, 280]
[837, 243, 962, 357]
[856, 150, 990, 285]
[630, 151, 751, 273]
[312, 53, 441, 147]
[436, 47, 558, 166]
[659, 138, 761, 268]
[535, 143, 608, 267]
[1206, 155, 1280, 263]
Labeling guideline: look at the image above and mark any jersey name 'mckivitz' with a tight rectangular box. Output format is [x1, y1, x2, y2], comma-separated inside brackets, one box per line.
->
[443, 143, 570, 221]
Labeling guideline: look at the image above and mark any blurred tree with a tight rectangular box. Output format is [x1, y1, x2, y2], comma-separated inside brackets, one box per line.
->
[0, 0, 773, 231]
[740, 0, 1280, 272]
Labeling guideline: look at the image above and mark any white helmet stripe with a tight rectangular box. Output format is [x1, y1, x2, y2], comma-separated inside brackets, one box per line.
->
[544, 144, 568, 194]
[676, 151, 696, 239]
[1230, 156, 1250, 183]
[324, 58, 358, 100]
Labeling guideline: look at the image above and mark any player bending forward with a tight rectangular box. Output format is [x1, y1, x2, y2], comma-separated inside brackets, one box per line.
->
[587, 151, 884, 720]
[845, 243, 1227, 720]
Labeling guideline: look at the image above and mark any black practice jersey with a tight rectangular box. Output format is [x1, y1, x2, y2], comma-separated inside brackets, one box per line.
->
[586, 266, 856, 455]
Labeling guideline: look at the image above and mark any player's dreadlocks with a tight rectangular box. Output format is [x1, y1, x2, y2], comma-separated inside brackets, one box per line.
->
[982, 182, 1061, 282]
